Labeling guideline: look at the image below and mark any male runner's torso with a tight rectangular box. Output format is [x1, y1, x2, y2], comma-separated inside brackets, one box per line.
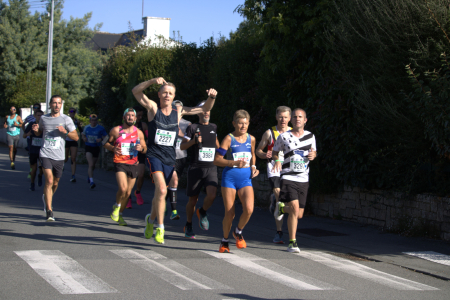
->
[6, 115, 20, 136]
[267, 126, 292, 178]
[39, 114, 75, 160]
[186, 123, 218, 168]
[147, 103, 179, 166]
[114, 126, 139, 165]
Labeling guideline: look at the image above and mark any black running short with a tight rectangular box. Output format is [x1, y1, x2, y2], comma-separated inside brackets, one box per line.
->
[186, 166, 218, 197]
[41, 157, 64, 178]
[268, 176, 281, 190]
[114, 163, 138, 178]
[175, 157, 188, 176]
[279, 180, 309, 208]
[85, 145, 100, 158]
[65, 140, 78, 148]
[29, 153, 41, 165]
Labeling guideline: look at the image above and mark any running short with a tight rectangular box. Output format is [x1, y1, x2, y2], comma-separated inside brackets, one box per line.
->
[186, 166, 218, 197]
[114, 163, 138, 178]
[85, 145, 100, 158]
[146, 156, 174, 184]
[269, 176, 281, 190]
[29, 153, 41, 165]
[138, 153, 146, 165]
[41, 157, 64, 178]
[221, 167, 252, 190]
[7, 134, 20, 147]
[175, 157, 187, 175]
[279, 180, 309, 208]
[65, 140, 78, 148]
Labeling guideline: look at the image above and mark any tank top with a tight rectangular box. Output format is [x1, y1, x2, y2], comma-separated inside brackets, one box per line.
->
[66, 118, 80, 141]
[267, 126, 292, 177]
[147, 103, 179, 166]
[6, 115, 20, 136]
[226, 133, 252, 168]
[113, 126, 138, 165]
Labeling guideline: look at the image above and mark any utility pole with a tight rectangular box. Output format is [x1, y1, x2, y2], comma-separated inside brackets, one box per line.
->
[45, 0, 55, 113]
[142, 0, 144, 19]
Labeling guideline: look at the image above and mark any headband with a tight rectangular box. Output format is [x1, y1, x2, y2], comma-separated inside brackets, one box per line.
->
[123, 108, 136, 117]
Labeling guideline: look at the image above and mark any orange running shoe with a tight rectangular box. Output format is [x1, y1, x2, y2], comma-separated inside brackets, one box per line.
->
[233, 231, 247, 249]
[219, 241, 230, 253]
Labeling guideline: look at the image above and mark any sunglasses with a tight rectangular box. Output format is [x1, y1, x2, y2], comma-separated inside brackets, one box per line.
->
[11, 108, 16, 111]
[69, 110, 76, 113]
[33, 106, 40, 109]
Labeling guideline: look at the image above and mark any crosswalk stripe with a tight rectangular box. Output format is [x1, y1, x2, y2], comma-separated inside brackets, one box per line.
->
[297, 251, 438, 291]
[403, 251, 450, 267]
[200, 250, 340, 291]
[15, 250, 117, 294]
[111, 249, 231, 290]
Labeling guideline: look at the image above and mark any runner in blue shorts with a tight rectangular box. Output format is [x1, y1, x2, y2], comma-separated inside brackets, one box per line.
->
[214, 109, 259, 253]
[133, 76, 218, 244]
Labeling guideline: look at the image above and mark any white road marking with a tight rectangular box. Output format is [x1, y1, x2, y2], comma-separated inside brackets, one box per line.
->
[298, 251, 438, 291]
[111, 249, 230, 290]
[403, 251, 450, 267]
[201, 250, 340, 291]
[15, 250, 117, 294]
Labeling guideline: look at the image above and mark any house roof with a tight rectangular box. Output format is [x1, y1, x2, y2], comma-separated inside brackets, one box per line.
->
[86, 30, 145, 52]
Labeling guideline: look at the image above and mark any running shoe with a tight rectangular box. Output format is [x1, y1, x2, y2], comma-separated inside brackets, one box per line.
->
[233, 231, 247, 249]
[273, 231, 284, 244]
[27, 172, 31, 179]
[90, 182, 96, 189]
[274, 201, 285, 221]
[38, 175, 43, 187]
[196, 208, 209, 230]
[70, 175, 76, 183]
[11, 162, 15, 170]
[126, 197, 132, 209]
[154, 227, 165, 244]
[118, 215, 127, 226]
[269, 194, 276, 214]
[170, 210, 180, 220]
[143, 214, 154, 239]
[29, 183, 35, 192]
[46, 210, 55, 222]
[110, 205, 120, 222]
[135, 191, 144, 205]
[288, 240, 300, 253]
[184, 225, 196, 239]
[219, 241, 230, 253]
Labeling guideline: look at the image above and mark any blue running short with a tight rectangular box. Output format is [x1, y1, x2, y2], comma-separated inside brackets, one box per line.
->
[146, 156, 175, 185]
[221, 167, 252, 190]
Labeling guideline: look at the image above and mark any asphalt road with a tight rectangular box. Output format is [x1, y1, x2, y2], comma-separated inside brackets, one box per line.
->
[1, 145, 449, 299]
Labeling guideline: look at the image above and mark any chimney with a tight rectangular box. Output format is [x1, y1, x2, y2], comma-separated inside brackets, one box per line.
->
[142, 16, 171, 40]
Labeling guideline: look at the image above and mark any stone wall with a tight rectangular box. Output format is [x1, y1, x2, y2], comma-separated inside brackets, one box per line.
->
[309, 186, 450, 241]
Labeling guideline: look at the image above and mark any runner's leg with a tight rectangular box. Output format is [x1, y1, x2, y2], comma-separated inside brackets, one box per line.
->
[283, 200, 300, 240]
[70, 146, 77, 176]
[222, 187, 236, 239]
[150, 172, 168, 225]
[236, 186, 254, 230]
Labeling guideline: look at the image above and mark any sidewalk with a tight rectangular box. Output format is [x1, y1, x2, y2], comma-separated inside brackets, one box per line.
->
[1, 143, 449, 282]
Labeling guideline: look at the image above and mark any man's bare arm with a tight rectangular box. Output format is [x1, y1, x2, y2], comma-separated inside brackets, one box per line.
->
[256, 130, 271, 159]
[132, 77, 166, 118]
[181, 89, 217, 116]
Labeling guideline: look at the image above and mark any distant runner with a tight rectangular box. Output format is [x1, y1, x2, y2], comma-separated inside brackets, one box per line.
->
[65, 107, 83, 182]
[23, 109, 44, 191]
[3, 106, 23, 169]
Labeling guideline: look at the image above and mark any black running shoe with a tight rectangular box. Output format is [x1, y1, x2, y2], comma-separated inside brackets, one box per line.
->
[46, 210, 55, 222]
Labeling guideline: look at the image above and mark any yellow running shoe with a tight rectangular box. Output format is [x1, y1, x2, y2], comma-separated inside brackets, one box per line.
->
[155, 227, 165, 244]
[118, 215, 127, 226]
[144, 214, 154, 239]
[110, 205, 120, 222]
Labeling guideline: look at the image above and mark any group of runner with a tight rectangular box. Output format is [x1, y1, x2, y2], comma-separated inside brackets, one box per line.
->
[4, 77, 316, 253]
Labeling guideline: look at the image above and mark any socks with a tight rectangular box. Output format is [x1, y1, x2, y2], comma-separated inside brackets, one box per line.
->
[89, 178, 94, 183]
[222, 238, 229, 243]
[235, 227, 242, 235]
[289, 239, 296, 244]
[185, 221, 192, 227]
[168, 187, 177, 211]
[136, 190, 140, 194]
[157, 224, 165, 230]
[199, 207, 206, 215]
[115, 204, 121, 208]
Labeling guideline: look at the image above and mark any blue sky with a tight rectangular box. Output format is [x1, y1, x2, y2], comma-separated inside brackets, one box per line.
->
[28, 0, 246, 44]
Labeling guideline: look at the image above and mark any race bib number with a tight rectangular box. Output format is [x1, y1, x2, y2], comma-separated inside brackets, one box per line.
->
[290, 150, 307, 173]
[155, 129, 176, 146]
[87, 135, 97, 144]
[120, 143, 134, 155]
[44, 136, 61, 150]
[199, 147, 215, 162]
[31, 138, 42, 147]
[8, 126, 16, 132]
[176, 137, 182, 150]
[232, 152, 252, 167]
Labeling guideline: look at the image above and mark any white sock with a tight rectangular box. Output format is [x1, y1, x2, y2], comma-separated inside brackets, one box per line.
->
[222, 238, 229, 242]
[115, 204, 121, 208]
[157, 224, 165, 230]
[235, 227, 242, 235]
